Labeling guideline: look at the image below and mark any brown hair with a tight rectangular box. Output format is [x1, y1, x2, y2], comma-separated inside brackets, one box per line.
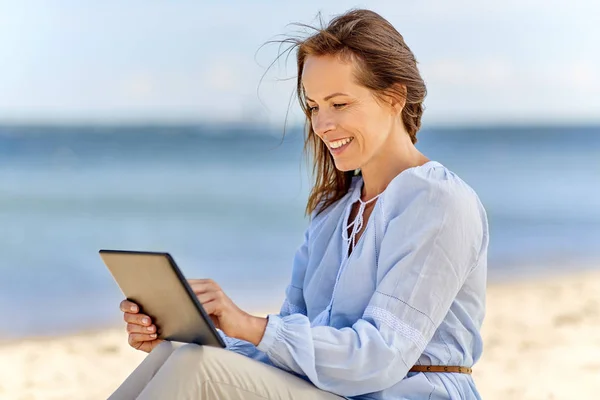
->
[271, 9, 427, 216]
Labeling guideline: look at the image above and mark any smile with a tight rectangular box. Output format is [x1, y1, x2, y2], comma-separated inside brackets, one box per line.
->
[327, 137, 354, 155]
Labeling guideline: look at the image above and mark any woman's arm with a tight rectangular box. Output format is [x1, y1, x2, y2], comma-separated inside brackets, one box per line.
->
[254, 184, 487, 396]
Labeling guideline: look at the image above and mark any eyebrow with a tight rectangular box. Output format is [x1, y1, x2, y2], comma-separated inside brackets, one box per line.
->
[305, 92, 349, 103]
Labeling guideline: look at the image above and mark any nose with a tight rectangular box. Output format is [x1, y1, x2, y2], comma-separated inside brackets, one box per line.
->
[312, 111, 335, 139]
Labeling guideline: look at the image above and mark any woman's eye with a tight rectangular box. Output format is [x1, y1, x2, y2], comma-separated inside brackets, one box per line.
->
[307, 103, 345, 113]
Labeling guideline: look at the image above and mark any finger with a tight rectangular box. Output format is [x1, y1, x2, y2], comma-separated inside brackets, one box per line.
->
[127, 323, 156, 334]
[128, 332, 157, 345]
[191, 284, 224, 298]
[189, 280, 220, 294]
[120, 300, 139, 313]
[187, 278, 214, 285]
[202, 300, 218, 315]
[124, 312, 152, 326]
[196, 292, 217, 305]
[188, 281, 214, 294]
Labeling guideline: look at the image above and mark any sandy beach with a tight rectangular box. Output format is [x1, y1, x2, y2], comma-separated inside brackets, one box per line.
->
[1, 269, 599, 400]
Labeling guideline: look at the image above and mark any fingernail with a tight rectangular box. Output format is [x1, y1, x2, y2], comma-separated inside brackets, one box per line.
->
[142, 317, 149, 324]
[130, 305, 137, 312]
[147, 326, 154, 332]
[150, 334, 157, 338]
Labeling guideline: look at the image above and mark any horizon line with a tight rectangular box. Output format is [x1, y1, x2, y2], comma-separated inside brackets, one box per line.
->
[0, 119, 599, 130]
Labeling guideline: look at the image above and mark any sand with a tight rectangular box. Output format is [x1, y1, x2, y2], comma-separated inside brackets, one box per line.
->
[1, 269, 599, 400]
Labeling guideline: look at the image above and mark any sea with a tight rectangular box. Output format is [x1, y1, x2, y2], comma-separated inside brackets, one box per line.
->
[0, 124, 599, 339]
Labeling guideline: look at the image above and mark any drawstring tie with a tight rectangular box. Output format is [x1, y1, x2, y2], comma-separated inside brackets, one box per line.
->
[342, 193, 381, 254]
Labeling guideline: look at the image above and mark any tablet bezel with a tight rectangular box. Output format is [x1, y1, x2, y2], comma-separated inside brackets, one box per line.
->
[99, 249, 226, 348]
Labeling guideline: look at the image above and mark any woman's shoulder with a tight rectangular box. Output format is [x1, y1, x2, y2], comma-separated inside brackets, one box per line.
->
[379, 160, 486, 223]
[307, 184, 356, 232]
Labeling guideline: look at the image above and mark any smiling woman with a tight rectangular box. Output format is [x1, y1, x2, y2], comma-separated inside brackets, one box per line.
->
[108, 8, 489, 400]
[296, 20, 428, 217]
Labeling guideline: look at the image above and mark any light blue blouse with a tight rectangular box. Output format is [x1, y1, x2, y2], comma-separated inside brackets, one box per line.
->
[220, 160, 489, 399]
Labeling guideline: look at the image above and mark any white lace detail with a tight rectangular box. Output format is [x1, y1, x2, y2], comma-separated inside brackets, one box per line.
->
[282, 298, 306, 316]
[342, 192, 381, 253]
[364, 305, 428, 351]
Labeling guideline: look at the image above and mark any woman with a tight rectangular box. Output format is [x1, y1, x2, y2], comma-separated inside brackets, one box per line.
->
[110, 9, 488, 400]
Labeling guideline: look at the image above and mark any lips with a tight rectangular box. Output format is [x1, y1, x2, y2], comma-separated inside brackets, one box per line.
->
[327, 137, 354, 156]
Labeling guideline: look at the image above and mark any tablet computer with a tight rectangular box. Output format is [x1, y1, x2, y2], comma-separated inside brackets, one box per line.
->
[99, 249, 225, 348]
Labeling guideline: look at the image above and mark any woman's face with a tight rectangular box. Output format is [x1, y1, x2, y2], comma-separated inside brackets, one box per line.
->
[302, 54, 398, 172]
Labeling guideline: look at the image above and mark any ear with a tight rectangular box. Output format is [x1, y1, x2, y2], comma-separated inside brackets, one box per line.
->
[386, 83, 407, 114]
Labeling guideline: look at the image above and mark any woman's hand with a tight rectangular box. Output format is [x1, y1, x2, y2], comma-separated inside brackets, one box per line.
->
[120, 300, 164, 353]
[188, 279, 267, 346]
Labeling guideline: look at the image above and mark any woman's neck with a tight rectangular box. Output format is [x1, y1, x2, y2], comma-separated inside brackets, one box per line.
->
[359, 134, 429, 201]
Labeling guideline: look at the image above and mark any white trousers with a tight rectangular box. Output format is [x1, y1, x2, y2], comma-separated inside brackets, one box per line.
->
[108, 341, 344, 400]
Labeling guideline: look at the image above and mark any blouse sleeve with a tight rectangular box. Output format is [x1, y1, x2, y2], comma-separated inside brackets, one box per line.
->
[217, 330, 272, 364]
[256, 180, 486, 396]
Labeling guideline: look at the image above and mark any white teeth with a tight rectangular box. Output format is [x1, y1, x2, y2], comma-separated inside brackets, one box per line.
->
[329, 137, 353, 149]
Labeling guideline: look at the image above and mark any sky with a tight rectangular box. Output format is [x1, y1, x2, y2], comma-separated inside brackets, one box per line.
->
[0, 0, 599, 126]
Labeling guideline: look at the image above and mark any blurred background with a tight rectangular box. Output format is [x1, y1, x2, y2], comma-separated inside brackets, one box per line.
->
[0, 0, 599, 340]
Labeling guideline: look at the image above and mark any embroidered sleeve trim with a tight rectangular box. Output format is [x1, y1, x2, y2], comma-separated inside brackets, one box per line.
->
[364, 305, 428, 351]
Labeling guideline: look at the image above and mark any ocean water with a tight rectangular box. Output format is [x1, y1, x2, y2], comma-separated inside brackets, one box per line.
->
[0, 124, 599, 339]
